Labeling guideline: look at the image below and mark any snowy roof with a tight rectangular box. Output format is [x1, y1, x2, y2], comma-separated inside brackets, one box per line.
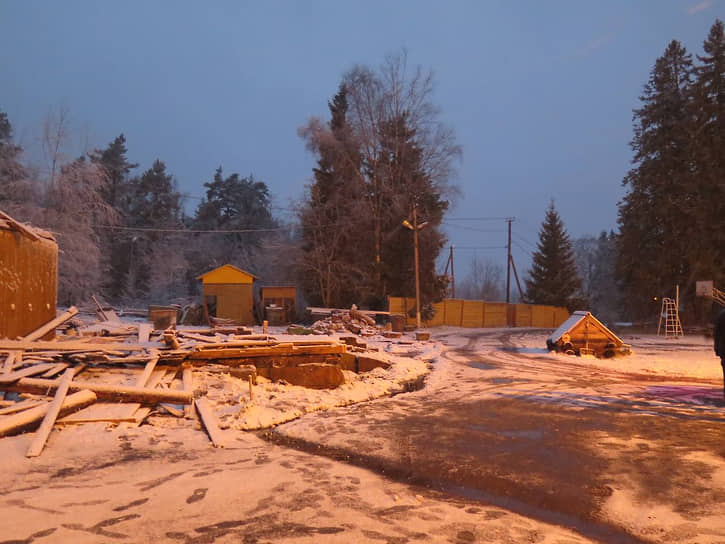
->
[547, 310, 620, 344]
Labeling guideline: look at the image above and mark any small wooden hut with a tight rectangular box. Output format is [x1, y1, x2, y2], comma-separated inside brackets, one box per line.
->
[0, 211, 58, 339]
[546, 311, 630, 358]
[260, 286, 297, 325]
[197, 264, 258, 325]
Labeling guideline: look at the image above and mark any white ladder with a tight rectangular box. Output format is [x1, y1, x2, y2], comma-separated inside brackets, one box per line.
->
[657, 297, 683, 338]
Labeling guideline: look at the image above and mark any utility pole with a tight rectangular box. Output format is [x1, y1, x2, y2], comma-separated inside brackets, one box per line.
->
[449, 245, 455, 298]
[444, 245, 455, 298]
[505, 217, 514, 304]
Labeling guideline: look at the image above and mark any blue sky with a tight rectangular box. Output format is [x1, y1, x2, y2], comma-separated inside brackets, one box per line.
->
[1, 1, 722, 279]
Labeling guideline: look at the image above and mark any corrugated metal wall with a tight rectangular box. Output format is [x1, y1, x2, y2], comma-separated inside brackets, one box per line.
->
[388, 297, 569, 329]
[0, 228, 58, 339]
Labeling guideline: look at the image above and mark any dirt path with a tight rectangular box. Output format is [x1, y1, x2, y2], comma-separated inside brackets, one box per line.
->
[0, 408, 591, 543]
[274, 329, 725, 544]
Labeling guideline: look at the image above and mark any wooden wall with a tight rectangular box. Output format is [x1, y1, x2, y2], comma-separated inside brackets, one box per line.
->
[203, 283, 254, 325]
[388, 297, 569, 329]
[0, 228, 58, 339]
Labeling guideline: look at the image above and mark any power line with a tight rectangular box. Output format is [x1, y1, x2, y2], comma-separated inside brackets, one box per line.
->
[441, 222, 505, 233]
[95, 224, 296, 234]
[444, 216, 510, 222]
[449, 245, 507, 250]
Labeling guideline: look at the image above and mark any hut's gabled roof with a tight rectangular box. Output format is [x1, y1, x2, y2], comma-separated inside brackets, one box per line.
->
[548, 310, 621, 346]
[196, 264, 259, 284]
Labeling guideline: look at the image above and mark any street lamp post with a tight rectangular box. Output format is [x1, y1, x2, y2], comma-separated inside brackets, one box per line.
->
[402, 203, 428, 330]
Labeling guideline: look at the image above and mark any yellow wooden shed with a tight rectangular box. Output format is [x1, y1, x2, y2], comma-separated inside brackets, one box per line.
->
[197, 264, 258, 325]
[0, 211, 58, 339]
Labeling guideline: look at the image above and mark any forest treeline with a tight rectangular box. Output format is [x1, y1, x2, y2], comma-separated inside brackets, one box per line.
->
[1, 21, 723, 324]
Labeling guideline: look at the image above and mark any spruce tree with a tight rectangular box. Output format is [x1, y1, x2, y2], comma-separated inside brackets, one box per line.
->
[525, 202, 583, 311]
[617, 40, 695, 319]
[0, 110, 34, 210]
[691, 20, 725, 294]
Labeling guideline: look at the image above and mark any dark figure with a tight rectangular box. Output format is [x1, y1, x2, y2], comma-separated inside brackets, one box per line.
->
[715, 309, 725, 401]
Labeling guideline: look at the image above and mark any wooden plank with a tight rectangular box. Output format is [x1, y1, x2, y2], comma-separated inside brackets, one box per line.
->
[0, 363, 60, 384]
[40, 363, 69, 378]
[26, 368, 76, 457]
[21, 307, 79, 342]
[182, 366, 195, 419]
[4, 377, 193, 404]
[138, 323, 152, 343]
[0, 390, 97, 438]
[0, 339, 147, 353]
[186, 344, 347, 361]
[59, 403, 141, 424]
[3, 351, 19, 373]
[0, 399, 46, 416]
[195, 397, 225, 448]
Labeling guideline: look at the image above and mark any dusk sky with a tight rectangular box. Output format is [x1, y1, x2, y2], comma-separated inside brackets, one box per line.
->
[1, 1, 722, 280]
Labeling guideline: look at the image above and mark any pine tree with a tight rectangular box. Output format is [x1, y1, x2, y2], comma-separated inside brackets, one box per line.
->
[298, 84, 363, 307]
[525, 202, 583, 311]
[89, 134, 138, 300]
[124, 160, 184, 299]
[0, 110, 35, 211]
[617, 40, 695, 319]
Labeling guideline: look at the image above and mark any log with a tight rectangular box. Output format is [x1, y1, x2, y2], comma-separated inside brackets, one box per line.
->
[0, 390, 97, 438]
[4, 377, 193, 404]
[26, 368, 75, 457]
[195, 397, 225, 447]
[22, 307, 79, 342]
[350, 305, 376, 326]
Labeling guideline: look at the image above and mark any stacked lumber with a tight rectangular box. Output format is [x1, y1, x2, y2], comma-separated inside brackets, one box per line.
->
[0, 305, 387, 455]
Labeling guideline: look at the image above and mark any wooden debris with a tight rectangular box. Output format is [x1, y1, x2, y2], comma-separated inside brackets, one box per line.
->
[0, 390, 97, 438]
[22, 307, 79, 342]
[195, 397, 225, 448]
[26, 368, 75, 457]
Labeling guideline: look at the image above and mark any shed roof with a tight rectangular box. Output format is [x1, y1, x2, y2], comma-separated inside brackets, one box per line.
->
[0, 210, 55, 242]
[548, 311, 621, 345]
[197, 264, 259, 284]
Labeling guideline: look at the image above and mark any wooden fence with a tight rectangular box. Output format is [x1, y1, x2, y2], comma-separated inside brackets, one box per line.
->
[388, 297, 569, 329]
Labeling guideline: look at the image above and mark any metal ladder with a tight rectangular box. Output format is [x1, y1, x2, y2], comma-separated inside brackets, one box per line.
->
[658, 297, 683, 338]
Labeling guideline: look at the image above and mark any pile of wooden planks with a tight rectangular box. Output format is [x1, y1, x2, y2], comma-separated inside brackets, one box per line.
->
[0, 307, 388, 455]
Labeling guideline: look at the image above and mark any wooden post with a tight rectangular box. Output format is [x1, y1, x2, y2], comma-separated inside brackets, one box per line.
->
[263, 320, 268, 335]
[248, 374, 254, 401]
[26, 368, 75, 457]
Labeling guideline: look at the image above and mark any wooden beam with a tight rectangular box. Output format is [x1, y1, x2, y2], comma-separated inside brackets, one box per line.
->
[26, 368, 75, 457]
[21, 307, 79, 342]
[0, 209, 41, 241]
[0, 339, 147, 353]
[4, 377, 193, 404]
[0, 363, 61, 384]
[0, 399, 45, 416]
[194, 397, 225, 447]
[0, 390, 97, 438]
